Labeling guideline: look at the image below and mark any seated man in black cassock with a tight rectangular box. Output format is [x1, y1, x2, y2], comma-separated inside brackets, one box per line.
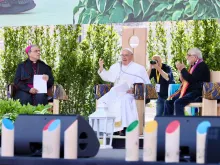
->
[13, 45, 54, 105]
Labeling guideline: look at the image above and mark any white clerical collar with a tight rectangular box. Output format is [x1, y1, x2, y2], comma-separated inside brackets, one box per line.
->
[122, 61, 133, 67]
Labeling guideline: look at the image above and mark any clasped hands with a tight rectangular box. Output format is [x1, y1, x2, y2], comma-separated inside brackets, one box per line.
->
[175, 61, 186, 82]
[175, 61, 186, 71]
[29, 74, 49, 94]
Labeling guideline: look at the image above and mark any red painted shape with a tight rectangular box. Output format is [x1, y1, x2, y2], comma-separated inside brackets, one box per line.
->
[43, 119, 55, 131]
[166, 120, 180, 133]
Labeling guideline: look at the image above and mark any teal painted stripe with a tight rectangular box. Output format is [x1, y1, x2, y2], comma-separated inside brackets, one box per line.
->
[2, 118, 14, 130]
[197, 121, 211, 134]
[48, 119, 61, 132]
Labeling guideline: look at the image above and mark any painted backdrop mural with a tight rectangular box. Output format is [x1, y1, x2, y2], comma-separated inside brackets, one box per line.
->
[0, 0, 219, 27]
[73, 0, 220, 24]
[0, 0, 76, 27]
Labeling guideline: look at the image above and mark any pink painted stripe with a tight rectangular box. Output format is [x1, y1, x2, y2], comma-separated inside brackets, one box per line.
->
[166, 120, 180, 133]
[43, 119, 55, 131]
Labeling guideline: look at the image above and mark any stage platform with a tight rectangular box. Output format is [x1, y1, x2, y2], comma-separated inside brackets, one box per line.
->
[0, 148, 140, 160]
[95, 149, 141, 160]
[0, 149, 201, 165]
[0, 157, 201, 165]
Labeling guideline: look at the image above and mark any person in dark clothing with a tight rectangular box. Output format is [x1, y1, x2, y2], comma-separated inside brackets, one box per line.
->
[147, 55, 175, 116]
[164, 48, 210, 116]
[13, 45, 54, 105]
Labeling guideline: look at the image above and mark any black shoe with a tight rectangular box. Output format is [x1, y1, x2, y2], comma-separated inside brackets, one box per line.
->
[113, 131, 119, 135]
[119, 127, 127, 136]
[0, 0, 36, 14]
[119, 131, 125, 136]
[113, 131, 125, 136]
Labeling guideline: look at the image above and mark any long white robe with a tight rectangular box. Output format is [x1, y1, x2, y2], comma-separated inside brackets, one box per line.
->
[96, 61, 151, 132]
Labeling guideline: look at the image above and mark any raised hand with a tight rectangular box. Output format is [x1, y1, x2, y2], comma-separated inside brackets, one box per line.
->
[99, 58, 104, 72]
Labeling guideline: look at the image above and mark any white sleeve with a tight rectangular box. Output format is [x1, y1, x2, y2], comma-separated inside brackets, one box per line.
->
[98, 64, 117, 83]
[142, 66, 151, 84]
[134, 66, 151, 84]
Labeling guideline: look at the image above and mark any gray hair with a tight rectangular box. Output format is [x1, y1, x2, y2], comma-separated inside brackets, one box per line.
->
[122, 48, 133, 55]
[28, 45, 39, 53]
[188, 48, 203, 59]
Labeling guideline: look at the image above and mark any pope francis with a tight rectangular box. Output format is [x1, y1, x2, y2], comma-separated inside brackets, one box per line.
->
[95, 48, 150, 135]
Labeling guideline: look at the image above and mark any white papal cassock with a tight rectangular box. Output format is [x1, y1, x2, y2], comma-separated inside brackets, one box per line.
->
[93, 61, 151, 132]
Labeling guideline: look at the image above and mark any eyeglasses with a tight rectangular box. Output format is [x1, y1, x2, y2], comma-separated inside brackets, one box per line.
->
[187, 54, 196, 57]
[31, 50, 41, 53]
[120, 54, 130, 57]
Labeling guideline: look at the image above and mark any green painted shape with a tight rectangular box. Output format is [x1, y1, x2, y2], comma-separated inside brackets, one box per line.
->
[126, 120, 139, 132]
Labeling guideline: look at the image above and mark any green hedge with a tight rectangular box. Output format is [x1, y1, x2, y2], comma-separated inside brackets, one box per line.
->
[0, 25, 120, 117]
[0, 99, 52, 132]
[147, 19, 220, 83]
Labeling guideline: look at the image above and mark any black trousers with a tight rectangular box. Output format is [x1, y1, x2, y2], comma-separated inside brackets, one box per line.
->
[14, 90, 48, 106]
[164, 91, 201, 116]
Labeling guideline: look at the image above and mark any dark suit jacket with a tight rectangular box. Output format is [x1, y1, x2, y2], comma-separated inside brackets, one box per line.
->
[181, 61, 210, 95]
[14, 58, 54, 92]
[13, 58, 54, 105]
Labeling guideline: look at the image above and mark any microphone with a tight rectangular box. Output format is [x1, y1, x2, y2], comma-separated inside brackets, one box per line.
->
[117, 55, 122, 67]
[119, 63, 148, 107]
[118, 61, 144, 82]
[120, 65, 147, 84]
[119, 61, 122, 69]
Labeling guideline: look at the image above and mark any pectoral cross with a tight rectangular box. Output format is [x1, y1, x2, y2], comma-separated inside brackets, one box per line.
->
[115, 75, 121, 85]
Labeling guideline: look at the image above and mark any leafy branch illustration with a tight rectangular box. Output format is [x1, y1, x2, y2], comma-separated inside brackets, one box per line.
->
[73, 0, 220, 24]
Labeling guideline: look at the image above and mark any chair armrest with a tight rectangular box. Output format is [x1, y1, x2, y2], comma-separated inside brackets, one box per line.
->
[7, 84, 16, 99]
[94, 84, 113, 100]
[203, 82, 220, 100]
[53, 84, 68, 100]
[133, 83, 158, 100]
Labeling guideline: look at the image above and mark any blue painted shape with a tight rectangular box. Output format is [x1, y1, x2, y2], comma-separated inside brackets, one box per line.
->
[48, 119, 61, 132]
[197, 121, 211, 134]
[2, 118, 14, 130]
